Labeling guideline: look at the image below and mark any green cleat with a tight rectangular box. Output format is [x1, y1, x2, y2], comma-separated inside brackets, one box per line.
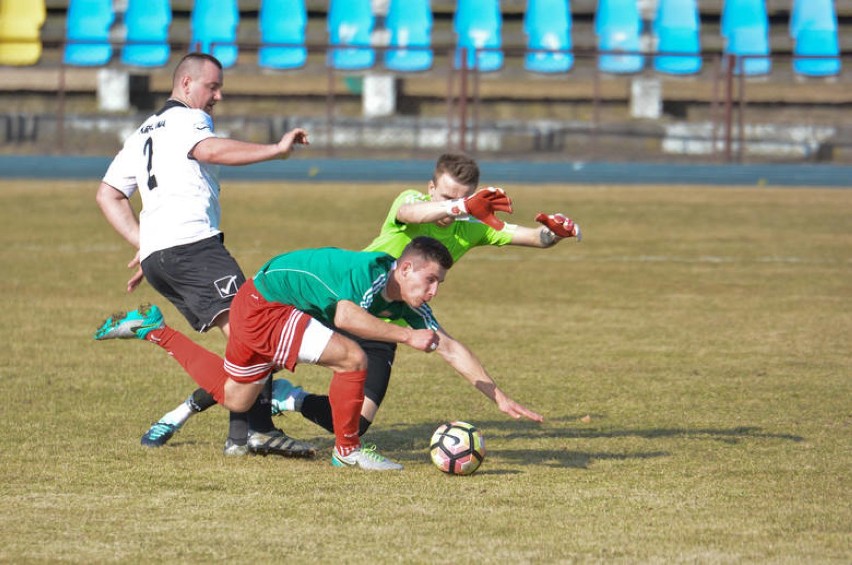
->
[331, 443, 403, 471]
[94, 304, 164, 341]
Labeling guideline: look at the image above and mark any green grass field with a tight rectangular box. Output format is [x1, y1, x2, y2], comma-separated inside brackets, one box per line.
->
[0, 179, 849, 563]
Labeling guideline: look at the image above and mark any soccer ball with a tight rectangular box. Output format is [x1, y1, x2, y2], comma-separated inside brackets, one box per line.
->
[429, 421, 485, 475]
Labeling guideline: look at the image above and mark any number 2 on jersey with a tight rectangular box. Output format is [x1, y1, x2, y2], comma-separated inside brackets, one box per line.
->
[143, 137, 158, 190]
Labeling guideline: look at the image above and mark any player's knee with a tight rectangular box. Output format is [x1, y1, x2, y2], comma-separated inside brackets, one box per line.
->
[341, 344, 368, 372]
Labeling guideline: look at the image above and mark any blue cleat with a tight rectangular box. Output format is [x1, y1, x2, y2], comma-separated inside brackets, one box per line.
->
[140, 421, 179, 447]
[95, 304, 164, 341]
[270, 378, 307, 415]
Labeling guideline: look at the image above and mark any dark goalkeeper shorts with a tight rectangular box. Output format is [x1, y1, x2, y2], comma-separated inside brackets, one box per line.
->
[141, 234, 246, 332]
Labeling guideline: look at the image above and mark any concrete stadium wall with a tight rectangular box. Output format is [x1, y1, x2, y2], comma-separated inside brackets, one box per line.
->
[1, 155, 850, 187]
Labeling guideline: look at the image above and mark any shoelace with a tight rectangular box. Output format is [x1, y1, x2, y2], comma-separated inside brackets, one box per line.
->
[359, 443, 387, 461]
[148, 423, 174, 439]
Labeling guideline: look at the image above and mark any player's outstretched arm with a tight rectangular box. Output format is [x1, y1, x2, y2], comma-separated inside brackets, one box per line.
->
[397, 187, 513, 228]
[334, 300, 439, 352]
[434, 329, 544, 422]
[507, 212, 582, 248]
[192, 128, 309, 165]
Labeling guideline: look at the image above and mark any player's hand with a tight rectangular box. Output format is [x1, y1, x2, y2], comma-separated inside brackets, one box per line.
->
[535, 212, 581, 241]
[277, 128, 310, 158]
[496, 395, 544, 422]
[447, 187, 513, 230]
[405, 329, 440, 353]
[126, 252, 145, 293]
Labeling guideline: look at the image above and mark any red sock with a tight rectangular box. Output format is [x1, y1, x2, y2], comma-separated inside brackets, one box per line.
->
[328, 369, 366, 454]
[147, 326, 228, 404]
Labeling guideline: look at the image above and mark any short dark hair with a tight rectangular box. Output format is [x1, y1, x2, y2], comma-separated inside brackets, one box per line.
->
[172, 52, 223, 84]
[433, 153, 479, 188]
[401, 236, 454, 270]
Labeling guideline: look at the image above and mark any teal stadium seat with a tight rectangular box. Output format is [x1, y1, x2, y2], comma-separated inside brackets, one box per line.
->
[524, 0, 573, 73]
[454, 0, 503, 72]
[121, 0, 171, 67]
[384, 0, 433, 72]
[190, 0, 238, 68]
[328, 0, 375, 70]
[63, 0, 115, 66]
[653, 0, 701, 74]
[259, 0, 307, 69]
[790, 0, 840, 77]
[721, 0, 770, 75]
[595, 0, 644, 73]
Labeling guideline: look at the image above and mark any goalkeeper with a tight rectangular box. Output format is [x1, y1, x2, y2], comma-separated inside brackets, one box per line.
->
[139, 152, 580, 445]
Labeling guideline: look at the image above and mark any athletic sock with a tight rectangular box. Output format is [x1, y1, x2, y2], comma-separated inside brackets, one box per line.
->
[328, 369, 366, 453]
[299, 394, 335, 434]
[146, 326, 227, 404]
[189, 387, 217, 412]
[228, 411, 250, 445]
[299, 394, 373, 437]
[358, 416, 372, 436]
[159, 401, 194, 428]
[246, 378, 275, 434]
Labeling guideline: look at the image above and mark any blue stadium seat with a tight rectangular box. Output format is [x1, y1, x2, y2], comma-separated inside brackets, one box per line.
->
[327, 0, 375, 70]
[384, 0, 433, 72]
[190, 0, 238, 68]
[121, 0, 171, 68]
[721, 0, 770, 75]
[595, 0, 644, 73]
[63, 0, 115, 66]
[259, 0, 307, 69]
[790, 0, 840, 76]
[454, 0, 503, 72]
[0, 0, 46, 66]
[653, 0, 701, 74]
[524, 0, 573, 73]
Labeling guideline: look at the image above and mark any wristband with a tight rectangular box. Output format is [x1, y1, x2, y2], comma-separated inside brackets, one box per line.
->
[442, 198, 468, 218]
[500, 222, 518, 235]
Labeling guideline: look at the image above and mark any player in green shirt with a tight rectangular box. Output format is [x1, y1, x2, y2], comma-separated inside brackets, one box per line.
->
[133, 152, 580, 449]
[96, 236, 543, 470]
[277, 153, 581, 438]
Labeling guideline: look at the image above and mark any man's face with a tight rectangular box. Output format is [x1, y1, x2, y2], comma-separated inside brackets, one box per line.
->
[428, 172, 475, 227]
[398, 257, 447, 309]
[184, 61, 223, 115]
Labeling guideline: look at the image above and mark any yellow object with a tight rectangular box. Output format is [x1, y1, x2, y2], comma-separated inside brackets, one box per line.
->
[0, 0, 47, 66]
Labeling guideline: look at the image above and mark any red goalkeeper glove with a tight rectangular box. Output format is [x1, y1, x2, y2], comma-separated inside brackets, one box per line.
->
[535, 212, 582, 241]
[445, 187, 513, 230]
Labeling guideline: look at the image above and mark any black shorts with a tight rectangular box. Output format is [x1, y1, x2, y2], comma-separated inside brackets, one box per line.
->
[141, 234, 246, 332]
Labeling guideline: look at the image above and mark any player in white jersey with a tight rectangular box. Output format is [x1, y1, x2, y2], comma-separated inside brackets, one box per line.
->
[96, 52, 314, 458]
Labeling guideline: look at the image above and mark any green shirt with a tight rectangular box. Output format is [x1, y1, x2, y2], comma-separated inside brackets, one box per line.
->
[252, 247, 439, 331]
[364, 189, 515, 259]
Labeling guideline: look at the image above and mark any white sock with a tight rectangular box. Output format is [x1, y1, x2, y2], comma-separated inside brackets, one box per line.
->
[159, 400, 194, 428]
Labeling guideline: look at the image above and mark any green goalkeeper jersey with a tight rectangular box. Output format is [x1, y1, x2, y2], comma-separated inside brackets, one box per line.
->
[364, 189, 514, 260]
[252, 247, 439, 331]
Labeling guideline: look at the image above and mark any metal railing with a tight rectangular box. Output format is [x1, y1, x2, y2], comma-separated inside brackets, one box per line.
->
[1, 37, 850, 163]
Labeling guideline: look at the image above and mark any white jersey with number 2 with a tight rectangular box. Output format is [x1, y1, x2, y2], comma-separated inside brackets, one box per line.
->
[102, 101, 220, 262]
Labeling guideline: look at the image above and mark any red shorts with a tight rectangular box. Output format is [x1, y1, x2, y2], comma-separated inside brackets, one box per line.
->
[224, 279, 311, 383]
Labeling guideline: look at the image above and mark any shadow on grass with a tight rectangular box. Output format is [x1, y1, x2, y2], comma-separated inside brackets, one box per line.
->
[149, 414, 804, 471]
[359, 415, 804, 470]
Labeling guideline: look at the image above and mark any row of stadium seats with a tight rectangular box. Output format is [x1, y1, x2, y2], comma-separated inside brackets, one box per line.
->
[0, 0, 843, 76]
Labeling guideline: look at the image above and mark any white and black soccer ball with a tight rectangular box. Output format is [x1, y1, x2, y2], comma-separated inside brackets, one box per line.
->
[429, 421, 485, 475]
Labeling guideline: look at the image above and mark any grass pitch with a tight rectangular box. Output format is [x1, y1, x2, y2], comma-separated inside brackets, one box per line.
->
[0, 179, 849, 563]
